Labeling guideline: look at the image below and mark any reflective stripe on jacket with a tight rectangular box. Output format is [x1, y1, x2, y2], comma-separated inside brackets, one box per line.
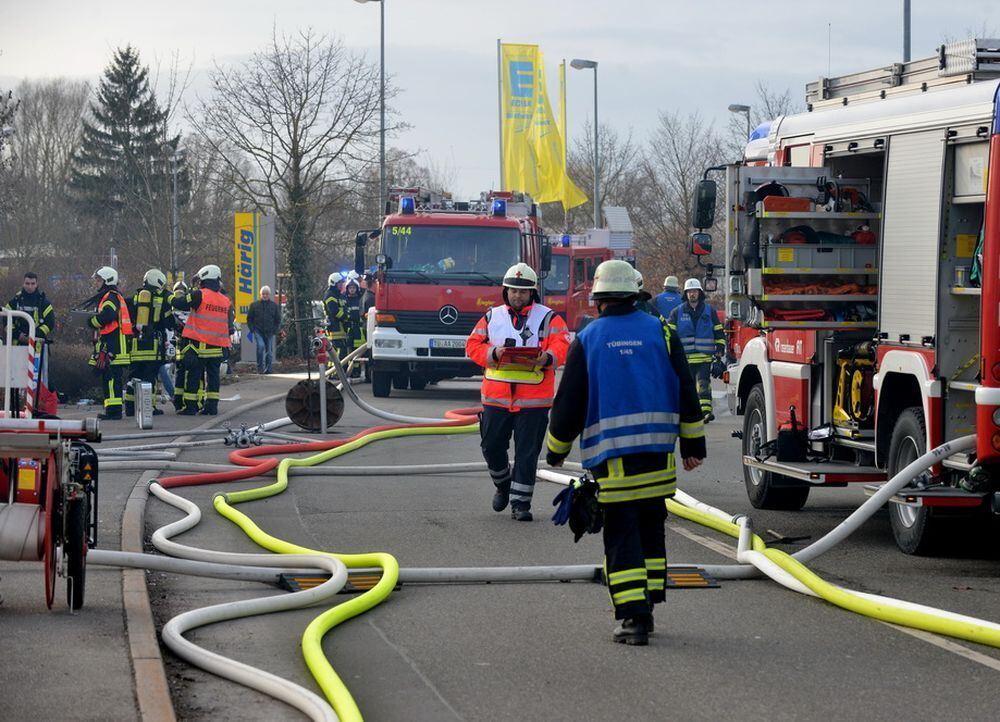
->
[483, 303, 549, 385]
[669, 302, 723, 361]
[182, 288, 232, 348]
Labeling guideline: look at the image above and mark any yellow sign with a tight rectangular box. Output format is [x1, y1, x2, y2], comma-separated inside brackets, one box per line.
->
[233, 212, 260, 324]
[501, 43, 587, 211]
[777, 248, 795, 263]
[956, 233, 977, 258]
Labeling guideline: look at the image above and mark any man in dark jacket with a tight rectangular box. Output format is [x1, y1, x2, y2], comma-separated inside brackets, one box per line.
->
[246, 285, 280, 374]
[4, 271, 56, 384]
[546, 260, 706, 646]
[667, 278, 725, 422]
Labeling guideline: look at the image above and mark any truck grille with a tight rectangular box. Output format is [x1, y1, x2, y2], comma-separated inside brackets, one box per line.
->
[392, 310, 480, 336]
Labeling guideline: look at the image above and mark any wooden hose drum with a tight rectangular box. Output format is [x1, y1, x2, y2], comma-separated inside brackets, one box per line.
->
[285, 379, 345, 431]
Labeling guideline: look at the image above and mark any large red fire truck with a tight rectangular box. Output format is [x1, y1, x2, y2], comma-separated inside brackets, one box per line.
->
[358, 188, 551, 398]
[693, 39, 1000, 554]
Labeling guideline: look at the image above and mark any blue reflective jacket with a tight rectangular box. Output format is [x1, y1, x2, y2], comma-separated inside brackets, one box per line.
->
[577, 308, 680, 467]
[675, 302, 717, 356]
[653, 290, 683, 319]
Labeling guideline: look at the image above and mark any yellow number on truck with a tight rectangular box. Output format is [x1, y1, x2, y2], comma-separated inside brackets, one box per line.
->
[390, 226, 412, 236]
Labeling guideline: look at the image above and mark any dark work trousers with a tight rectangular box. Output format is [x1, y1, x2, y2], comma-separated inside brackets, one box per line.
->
[479, 405, 549, 508]
[689, 361, 713, 417]
[125, 361, 160, 415]
[182, 351, 222, 413]
[602, 498, 668, 620]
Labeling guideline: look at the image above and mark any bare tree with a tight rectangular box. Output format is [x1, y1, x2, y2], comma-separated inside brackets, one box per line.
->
[0, 89, 20, 252]
[192, 28, 388, 354]
[633, 111, 726, 285]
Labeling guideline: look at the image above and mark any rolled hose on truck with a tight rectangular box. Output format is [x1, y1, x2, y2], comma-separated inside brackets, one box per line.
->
[544, 434, 1000, 648]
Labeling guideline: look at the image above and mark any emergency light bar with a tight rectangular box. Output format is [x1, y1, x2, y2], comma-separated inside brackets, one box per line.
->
[491, 199, 507, 217]
[399, 196, 416, 215]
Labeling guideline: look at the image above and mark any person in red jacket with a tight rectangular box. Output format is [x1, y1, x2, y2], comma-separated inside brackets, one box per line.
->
[465, 263, 570, 521]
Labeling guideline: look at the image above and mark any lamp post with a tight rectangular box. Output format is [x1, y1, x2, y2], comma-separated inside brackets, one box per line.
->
[354, 0, 386, 218]
[161, 143, 183, 280]
[728, 104, 752, 145]
[570, 58, 599, 229]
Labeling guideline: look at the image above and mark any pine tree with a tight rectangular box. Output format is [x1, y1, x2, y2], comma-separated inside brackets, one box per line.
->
[68, 46, 187, 266]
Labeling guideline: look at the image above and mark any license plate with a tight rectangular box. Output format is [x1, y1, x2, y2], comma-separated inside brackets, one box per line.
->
[429, 338, 466, 349]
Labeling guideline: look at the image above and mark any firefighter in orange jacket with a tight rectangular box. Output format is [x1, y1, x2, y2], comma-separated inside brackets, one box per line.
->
[171, 264, 234, 416]
[465, 263, 570, 521]
[88, 266, 133, 420]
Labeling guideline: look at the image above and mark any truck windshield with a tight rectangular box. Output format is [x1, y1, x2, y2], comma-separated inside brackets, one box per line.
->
[384, 225, 520, 277]
[544, 254, 570, 295]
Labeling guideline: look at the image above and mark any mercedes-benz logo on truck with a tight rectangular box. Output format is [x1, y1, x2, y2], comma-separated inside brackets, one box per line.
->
[439, 305, 459, 325]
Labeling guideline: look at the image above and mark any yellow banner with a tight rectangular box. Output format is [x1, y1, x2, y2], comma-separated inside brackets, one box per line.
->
[233, 212, 259, 324]
[501, 43, 587, 210]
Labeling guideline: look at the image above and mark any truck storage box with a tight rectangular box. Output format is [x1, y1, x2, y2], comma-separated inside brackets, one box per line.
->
[763, 244, 878, 272]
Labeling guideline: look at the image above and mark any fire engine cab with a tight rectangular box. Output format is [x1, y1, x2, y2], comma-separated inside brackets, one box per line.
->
[360, 188, 550, 398]
[544, 239, 611, 332]
[694, 39, 1000, 554]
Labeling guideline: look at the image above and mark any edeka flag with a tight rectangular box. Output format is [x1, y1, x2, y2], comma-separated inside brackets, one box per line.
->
[501, 44, 587, 211]
[233, 212, 260, 325]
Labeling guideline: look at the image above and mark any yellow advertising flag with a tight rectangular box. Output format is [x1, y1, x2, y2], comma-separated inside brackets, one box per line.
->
[501, 43, 587, 211]
[233, 212, 259, 325]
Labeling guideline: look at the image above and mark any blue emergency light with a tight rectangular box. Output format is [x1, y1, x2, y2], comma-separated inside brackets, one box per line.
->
[491, 198, 507, 217]
[561, 234, 572, 247]
[399, 196, 416, 215]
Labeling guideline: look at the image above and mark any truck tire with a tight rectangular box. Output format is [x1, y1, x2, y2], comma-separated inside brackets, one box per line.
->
[372, 369, 392, 398]
[65, 496, 88, 610]
[743, 384, 809, 510]
[887, 407, 943, 555]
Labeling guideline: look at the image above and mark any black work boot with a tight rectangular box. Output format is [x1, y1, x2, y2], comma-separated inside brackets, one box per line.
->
[613, 616, 650, 646]
[511, 503, 533, 522]
[178, 405, 199, 416]
[199, 400, 219, 416]
[492, 481, 510, 512]
[98, 408, 123, 421]
[123, 401, 135, 417]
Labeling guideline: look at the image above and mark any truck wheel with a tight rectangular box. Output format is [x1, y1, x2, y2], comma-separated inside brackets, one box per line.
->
[888, 407, 942, 555]
[372, 369, 392, 398]
[65, 496, 88, 610]
[409, 373, 427, 391]
[743, 384, 809, 510]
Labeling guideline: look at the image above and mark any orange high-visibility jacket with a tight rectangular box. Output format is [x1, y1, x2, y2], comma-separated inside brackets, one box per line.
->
[465, 303, 569, 412]
[182, 288, 232, 348]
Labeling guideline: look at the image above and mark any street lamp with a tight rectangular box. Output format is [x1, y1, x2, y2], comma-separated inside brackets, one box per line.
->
[728, 103, 752, 144]
[570, 58, 599, 229]
[354, 0, 386, 219]
[161, 143, 184, 281]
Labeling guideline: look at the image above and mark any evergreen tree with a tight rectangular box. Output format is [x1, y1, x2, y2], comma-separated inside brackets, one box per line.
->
[68, 46, 188, 266]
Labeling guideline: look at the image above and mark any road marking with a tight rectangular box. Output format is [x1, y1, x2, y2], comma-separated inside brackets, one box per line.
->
[881, 623, 1000, 672]
[668, 523, 738, 560]
[672, 521, 1000, 672]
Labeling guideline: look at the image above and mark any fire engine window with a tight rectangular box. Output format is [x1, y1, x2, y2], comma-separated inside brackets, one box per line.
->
[384, 225, 520, 276]
[544, 254, 570, 294]
[574, 259, 587, 290]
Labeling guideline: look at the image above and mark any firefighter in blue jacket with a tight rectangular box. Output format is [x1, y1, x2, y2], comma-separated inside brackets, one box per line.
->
[666, 278, 725, 422]
[653, 275, 683, 319]
[546, 260, 706, 646]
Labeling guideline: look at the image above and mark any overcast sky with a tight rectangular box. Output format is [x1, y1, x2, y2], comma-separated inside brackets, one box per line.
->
[2, 0, 999, 197]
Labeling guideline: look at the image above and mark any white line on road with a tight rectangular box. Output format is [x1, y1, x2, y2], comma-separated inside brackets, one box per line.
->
[668, 523, 738, 560]
[671, 518, 1000, 673]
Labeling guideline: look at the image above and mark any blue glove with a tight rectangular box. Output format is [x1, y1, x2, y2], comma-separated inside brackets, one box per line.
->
[551, 484, 575, 526]
[247, 331, 254, 342]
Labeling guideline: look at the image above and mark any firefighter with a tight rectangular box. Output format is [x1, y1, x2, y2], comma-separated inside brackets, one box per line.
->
[172, 264, 233, 416]
[633, 269, 658, 316]
[343, 278, 367, 361]
[88, 266, 133, 420]
[169, 280, 193, 411]
[465, 262, 570, 521]
[323, 273, 348, 356]
[546, 259, 705, 645]
[654, 275, 683, 319]
[124, 269, 173, 416]
[667, 278, 725, 422]
[3, 271, 56, 387]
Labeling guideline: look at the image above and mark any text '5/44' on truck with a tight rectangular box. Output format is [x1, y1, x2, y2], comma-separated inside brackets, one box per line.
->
[355, 188, 551, 398]
[693, 38, 1000, 555]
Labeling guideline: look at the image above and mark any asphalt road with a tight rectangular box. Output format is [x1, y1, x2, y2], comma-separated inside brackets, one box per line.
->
[5, 375, 1000, 721]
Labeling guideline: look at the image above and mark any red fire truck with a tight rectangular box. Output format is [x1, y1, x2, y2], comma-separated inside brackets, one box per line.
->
[359, 188, 551, 397]
[692, 39, 1000, 554]
[543, 242, 611, 332]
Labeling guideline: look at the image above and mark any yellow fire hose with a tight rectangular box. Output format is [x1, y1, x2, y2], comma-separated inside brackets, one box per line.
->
[212, 422, 478, 722]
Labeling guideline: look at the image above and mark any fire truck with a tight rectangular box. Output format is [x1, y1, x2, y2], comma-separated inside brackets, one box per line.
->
[358, 188, 551, 397]
[692, 39, 1000, 554]
[544, 240, 611, 332]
